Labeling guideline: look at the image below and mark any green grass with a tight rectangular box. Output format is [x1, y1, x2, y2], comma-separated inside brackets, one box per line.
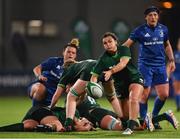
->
[0, 96, 180, 138]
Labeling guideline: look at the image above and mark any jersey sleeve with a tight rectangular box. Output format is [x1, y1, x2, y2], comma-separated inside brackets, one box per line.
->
[118, 45, 131, 58]
[58, 67, 73, 88]
[129, 27, 139, 42]
[41, 57, 60, 71]
[91, 58, 105, 77]
[163, 25, 169, 42]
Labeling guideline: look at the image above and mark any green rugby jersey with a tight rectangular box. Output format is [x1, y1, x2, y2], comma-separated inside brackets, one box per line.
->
[52, 107, 80, 125]
[91, 46, 140, 83]
[76, 96, 100, 118]
[58, 59, 97, 88]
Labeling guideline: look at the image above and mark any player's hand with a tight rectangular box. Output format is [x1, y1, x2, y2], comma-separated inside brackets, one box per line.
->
[38, 75, 47, 81]
[168, 61, 176, 74]
[103, 70, 112, 81]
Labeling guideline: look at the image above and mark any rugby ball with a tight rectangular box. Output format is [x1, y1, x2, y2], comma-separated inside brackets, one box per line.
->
[86, 82, 103, 99]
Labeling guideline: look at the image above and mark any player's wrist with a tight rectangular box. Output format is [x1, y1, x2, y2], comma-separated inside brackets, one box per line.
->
[168, 58, 174, 63]
[36, 74, 42, 79]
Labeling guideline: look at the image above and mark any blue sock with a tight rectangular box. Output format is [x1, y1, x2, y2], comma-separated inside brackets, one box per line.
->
[140, 102, 147, 120]
[175, 94, 180, 108]
[152, 96, 165, 116]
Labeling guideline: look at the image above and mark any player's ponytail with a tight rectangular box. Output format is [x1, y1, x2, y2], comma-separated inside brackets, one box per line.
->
[63, 38, 80, 51]
[70, 38, 79, 48]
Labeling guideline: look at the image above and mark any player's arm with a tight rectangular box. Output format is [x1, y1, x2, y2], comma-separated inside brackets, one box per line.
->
[164, 40, 176, 73]
[122, 38, 135, 48]
[103, 57, 130, 81]
[33, 65, 47, 81]
[90, 74, 98, 83]
[50, 85, 65, 108]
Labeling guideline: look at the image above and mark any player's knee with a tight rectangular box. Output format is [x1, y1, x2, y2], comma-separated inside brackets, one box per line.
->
[31, 86, 46, 101]
[101, 115, 122, 130]
[23, 122, 38, 131]
[158, 93, 168, 100]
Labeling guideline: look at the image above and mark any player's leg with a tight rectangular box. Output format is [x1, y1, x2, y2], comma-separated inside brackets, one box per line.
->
[139, 64, 152, 120]
[119, 98, 129, 128]
[65, 79, 87, 131]
[102, 80, 123, 118]
[152, 110, 179, 129]
[40, 116, 64, 132]
[173, 80, 180, 111]
[23, 119, 39, 131]
[139, 87, 151, 120]
[151, 66, 169, 129]
[123, 83, 143, 134]
[100, 115, 122, 130]
[28, 82, 47, 106]
[153, 83, 169, 116]
[0, 123, 24, 132]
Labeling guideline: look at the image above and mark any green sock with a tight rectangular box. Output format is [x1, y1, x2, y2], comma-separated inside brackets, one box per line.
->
[0, 123, 24, 132]
[120, 118, 128, 129]
[127, 120, 139, 130]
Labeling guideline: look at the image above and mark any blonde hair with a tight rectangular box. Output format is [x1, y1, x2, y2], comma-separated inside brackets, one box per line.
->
[63, 59, 78, 68]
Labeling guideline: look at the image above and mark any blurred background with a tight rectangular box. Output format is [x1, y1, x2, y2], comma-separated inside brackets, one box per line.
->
[0, 0, 179, 96]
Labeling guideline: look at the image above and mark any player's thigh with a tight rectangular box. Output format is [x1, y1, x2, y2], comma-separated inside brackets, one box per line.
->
[72, 79, 87, 95]
[173, 80, 180, 94]
[23, 119, 39, 130]
[30, 82, 46, 97]
[40, 115, 63, 131]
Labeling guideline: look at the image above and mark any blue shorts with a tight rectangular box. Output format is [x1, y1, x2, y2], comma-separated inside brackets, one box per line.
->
[172, 72, 180, 81]
[139, 64, 168, 87]
[27, 80, 57, 106]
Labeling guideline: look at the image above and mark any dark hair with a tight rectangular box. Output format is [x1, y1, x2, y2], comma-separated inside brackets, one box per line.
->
[63, 38, 80, 51]
[144, 6, 160, 16]
[102, 32, 118, 41]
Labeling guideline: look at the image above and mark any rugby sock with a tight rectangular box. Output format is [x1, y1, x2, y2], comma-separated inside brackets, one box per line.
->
[127, 120, 139, 130]
[152, 113, 166, 124]
[120, 118, 128, 129]
[0, 123, 24, 132]
[152, 97, 165, 116]
[139, 102, 147, 120]
[175, 94, 180, 109]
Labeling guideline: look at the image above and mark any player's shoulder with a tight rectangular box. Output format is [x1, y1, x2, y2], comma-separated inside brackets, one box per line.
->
[157, 23, 168, 30]
[48, 57, 63, 63]
[133, 24, 146, 32]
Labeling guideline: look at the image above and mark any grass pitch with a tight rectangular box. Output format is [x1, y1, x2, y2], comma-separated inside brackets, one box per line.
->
[0, 96, 179, 138]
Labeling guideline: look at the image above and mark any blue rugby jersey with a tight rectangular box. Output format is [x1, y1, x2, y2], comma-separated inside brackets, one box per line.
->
[129, 23, 169, 67]
[174, 51, 180, 74]
[41, 57, 64, 87]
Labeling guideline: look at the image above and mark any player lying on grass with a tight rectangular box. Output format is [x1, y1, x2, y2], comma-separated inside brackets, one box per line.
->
[0, 105, 93, 132]
[76, 95, 179, 132]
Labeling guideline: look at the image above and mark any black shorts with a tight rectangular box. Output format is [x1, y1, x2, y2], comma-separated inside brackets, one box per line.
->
[22, 106, 55, 123]
[89, 108, 118, 127]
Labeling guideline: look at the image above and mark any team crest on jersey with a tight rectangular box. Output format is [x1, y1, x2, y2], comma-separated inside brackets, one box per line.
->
[159, 30, 164, 37]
